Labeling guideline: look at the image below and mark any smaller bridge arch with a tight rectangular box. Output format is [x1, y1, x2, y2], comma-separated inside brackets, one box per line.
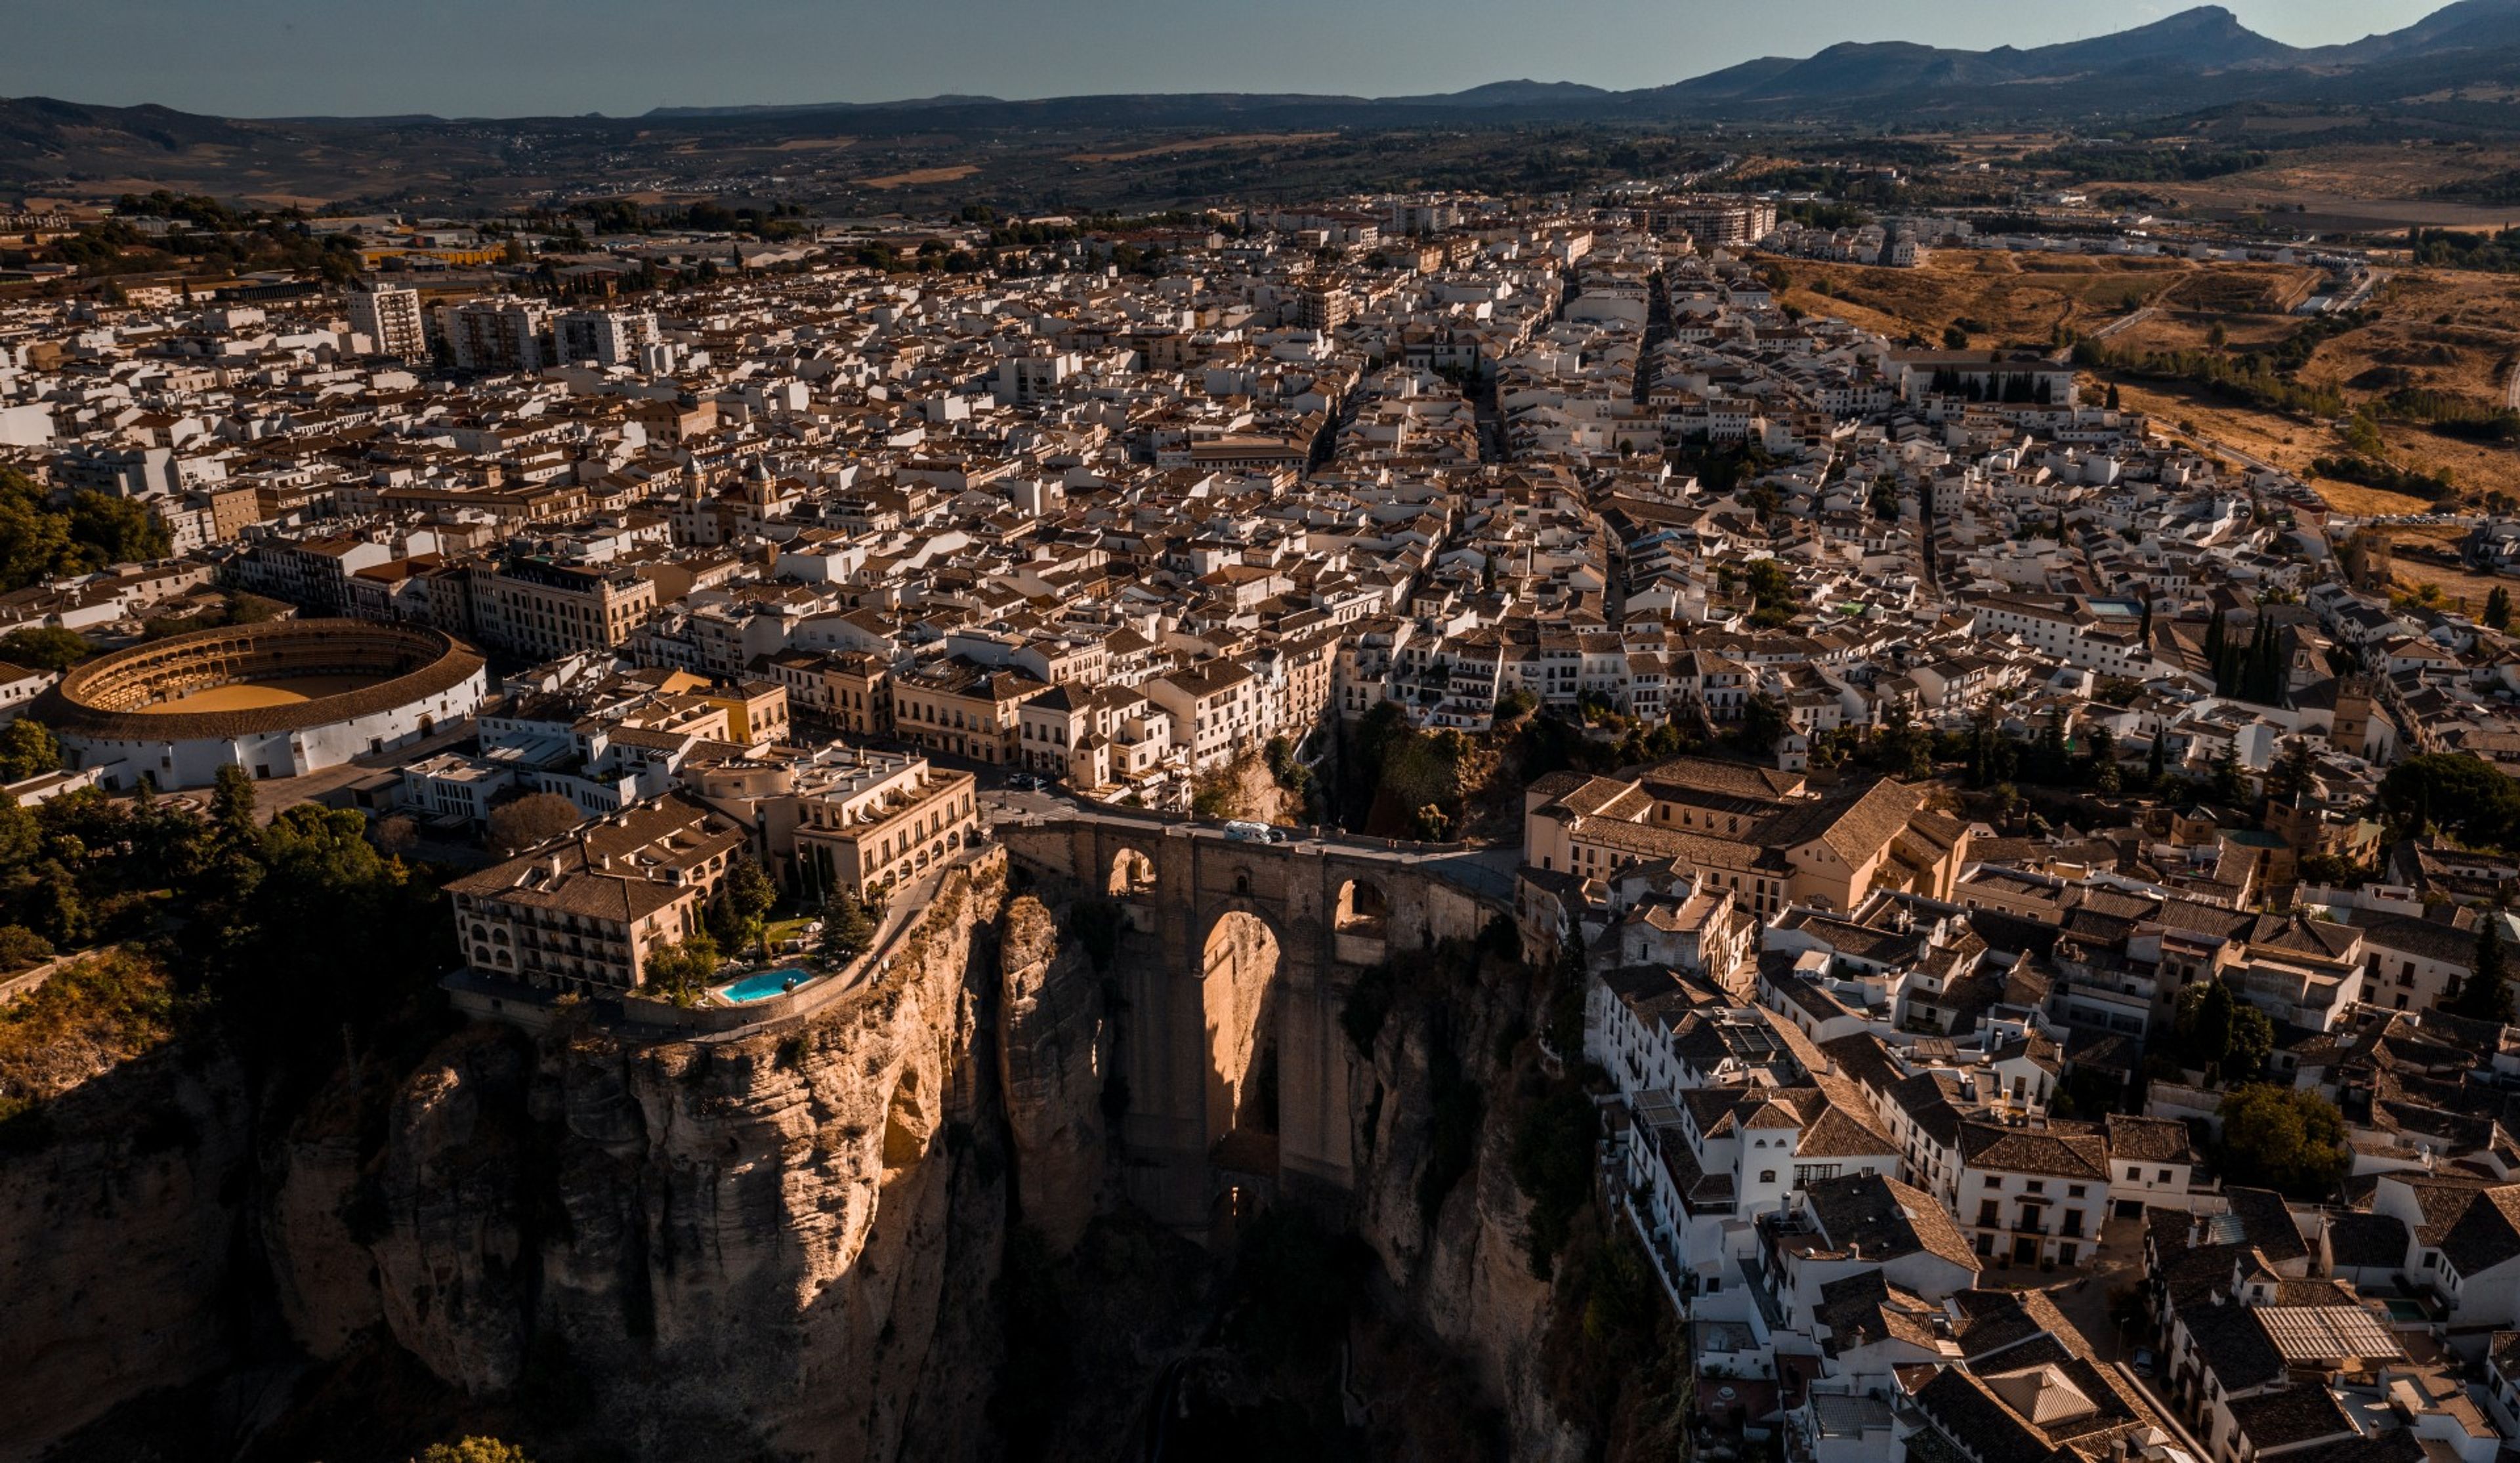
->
[1107, 845, 1158, 899]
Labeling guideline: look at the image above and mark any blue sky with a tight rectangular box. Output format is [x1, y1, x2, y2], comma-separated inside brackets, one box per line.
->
[0, 0, 2454, 117]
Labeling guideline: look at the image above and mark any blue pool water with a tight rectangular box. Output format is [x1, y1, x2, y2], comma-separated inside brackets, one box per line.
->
[717, 968, 815, 1004]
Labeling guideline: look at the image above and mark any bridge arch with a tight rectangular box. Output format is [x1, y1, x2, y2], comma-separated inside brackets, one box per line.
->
[994, 814, 1509, 1237]
[1197, 903, 1283, 1164]
[1108, 845, 1157, 898]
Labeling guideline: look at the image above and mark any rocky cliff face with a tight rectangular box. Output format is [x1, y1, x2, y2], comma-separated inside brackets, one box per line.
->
[7, 848, 1605, 1463]
[0, 1044, 253, 1454]
[994, 894, 1108, 1250]
[1345, 943, 1593, 1462]
[354, 853, 1017, 1461]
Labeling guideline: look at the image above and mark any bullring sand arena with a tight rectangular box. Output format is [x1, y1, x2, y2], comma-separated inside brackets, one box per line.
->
[134, 674, 383, 714]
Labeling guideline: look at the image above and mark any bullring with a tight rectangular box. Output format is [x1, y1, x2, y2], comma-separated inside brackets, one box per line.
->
[35, 618, 491, 789]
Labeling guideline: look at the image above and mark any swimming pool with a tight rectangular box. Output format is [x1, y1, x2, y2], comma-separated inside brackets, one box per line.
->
[717, 968, 816, 1004]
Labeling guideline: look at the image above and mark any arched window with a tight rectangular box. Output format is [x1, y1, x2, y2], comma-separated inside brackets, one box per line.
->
[1759, 1170, 1777, 1185]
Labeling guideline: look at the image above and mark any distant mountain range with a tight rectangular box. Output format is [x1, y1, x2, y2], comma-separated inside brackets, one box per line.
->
[14, 1, 2520, 201]
[606, 1, 2520, 123]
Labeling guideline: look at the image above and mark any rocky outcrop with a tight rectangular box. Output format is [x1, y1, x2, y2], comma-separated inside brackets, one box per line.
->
[364, 853, 1015, 1461]
[0, 1044, 252, 1454]
[261, 1069, 393, 1362]
[994, 894, 1108, 1250]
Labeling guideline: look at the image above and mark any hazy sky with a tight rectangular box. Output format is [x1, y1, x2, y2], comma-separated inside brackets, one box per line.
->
[0, 0, 2456, 117]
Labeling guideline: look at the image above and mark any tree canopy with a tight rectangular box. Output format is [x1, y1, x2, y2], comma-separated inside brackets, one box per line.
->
[2378, 753, 2520, 848]
[2450, 919, 2516, 1024]
[2171, 978, 2274, 1087]
[2216, 1084, 2349, 1199]
[486, 793, 585, 855]
[0, 627, 90, 674]
[0, 468, 173, 592]
[818, 890, 875, 962]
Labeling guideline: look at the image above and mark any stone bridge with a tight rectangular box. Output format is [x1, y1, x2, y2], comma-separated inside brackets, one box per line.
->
[996, 814, 1509, 1234]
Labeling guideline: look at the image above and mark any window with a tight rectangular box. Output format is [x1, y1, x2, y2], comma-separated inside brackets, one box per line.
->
[1758, 1170, 1776, 1184]
[2068, 1185, 2086, 1199]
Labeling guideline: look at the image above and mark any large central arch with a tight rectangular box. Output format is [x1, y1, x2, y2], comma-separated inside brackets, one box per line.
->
[1200, 906, 1280, 1161]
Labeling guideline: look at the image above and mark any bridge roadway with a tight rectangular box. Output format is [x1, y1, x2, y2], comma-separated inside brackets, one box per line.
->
[981, 781, 1522, 902]
[984, 786, 1521, 1233]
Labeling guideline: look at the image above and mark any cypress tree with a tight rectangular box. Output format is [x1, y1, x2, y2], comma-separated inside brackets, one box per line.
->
[2206, 611, 2228, 695]
[2455, 919, 2513, 1024]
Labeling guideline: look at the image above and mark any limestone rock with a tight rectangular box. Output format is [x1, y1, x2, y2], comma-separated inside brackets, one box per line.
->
[995, 894, 1108, 1249]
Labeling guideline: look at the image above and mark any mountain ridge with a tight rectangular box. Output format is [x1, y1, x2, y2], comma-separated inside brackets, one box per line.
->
[12, 3, 2520, 128]
[14, 1, 2520, 199]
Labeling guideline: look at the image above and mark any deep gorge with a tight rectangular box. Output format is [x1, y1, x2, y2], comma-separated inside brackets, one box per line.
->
[4, 847, 1679, 1463]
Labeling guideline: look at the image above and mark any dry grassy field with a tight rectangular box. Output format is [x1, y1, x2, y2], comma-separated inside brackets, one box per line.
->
[1782, 253, 2326, 349]
[856, 164, 982, 190]
[2383, 524, 2513, 612]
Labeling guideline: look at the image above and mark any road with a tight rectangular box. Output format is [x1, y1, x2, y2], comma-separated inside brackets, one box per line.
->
[980, 777, 1523, 900]
[2091, 306, 2156, 341]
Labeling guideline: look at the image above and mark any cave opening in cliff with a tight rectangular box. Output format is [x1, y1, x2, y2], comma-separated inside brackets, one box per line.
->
[1200, 909, 1282, 1176]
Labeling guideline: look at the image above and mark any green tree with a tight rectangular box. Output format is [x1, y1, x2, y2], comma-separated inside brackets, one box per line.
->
[2264, 737, 2315, 808]
[2203, 744, 2248, 806]
[2489, 587, 2515, 632]
[64, 491, 172, 566]
[0, 627, 89, 673]
[712, 854, 778, 959]
[2378, 753, 2520, 848]
[0, 719, 58, 781]
[1741, 558, 1798, 628]
[818, 889, 875, 961]
[1734, 693, 1790, 756]
[0, 470, 79, 590]
[210, 763, 259, 847]
[486, 791, 583, 854]
[2216, 1083, 2349, 1199]
[2173, 978, 2274, 1086]
[642, 930, 721, 1005]
[2452, 919, 2515, 1023]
